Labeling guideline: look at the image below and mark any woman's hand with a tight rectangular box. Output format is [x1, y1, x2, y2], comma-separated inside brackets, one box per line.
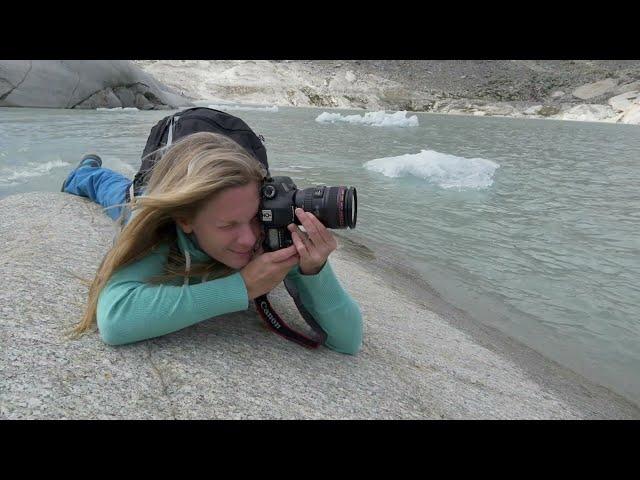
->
[287, 208, 338, 275]
[240, 244, 299, 300]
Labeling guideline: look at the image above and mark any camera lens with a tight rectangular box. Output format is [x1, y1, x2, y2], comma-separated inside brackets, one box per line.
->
[297, 185, 357, 229]
[345, 186, 357, 228]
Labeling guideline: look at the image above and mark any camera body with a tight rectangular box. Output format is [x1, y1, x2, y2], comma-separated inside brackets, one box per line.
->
[259, 176, 299, 251]
[259, 176, 357, 251]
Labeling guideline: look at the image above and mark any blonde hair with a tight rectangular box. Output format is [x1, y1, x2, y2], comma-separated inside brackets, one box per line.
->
[70, 131, 267, 337]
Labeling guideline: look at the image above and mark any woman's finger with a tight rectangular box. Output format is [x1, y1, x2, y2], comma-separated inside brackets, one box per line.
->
[295, 208, 326, 247]
[304, 210, 336, 247]
[268, 244, 299, 263]
[291, 231, 310, 258]
[288, 223, 312, 247]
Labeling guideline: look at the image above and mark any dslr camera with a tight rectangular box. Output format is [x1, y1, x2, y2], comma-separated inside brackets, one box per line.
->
[259, 176, 357, 251]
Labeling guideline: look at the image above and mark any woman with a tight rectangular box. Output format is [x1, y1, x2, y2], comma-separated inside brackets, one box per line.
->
[64, 132, 363, 354]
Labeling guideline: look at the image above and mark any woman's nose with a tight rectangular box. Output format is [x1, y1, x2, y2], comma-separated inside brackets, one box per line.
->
[237, 223, 257, 248]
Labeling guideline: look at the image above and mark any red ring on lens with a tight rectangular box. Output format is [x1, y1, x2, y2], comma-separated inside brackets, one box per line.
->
[337, 186, 345, 227]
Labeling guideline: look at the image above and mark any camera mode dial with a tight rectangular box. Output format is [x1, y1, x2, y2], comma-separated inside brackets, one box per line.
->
[262, 185, 277, 199]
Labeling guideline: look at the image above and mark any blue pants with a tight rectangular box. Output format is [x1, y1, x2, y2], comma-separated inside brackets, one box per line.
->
[63, 166, 132, 221]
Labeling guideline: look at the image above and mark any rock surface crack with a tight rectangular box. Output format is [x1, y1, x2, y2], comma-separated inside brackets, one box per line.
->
[146, 343, 178, 419]
[0, 60, 32, 101]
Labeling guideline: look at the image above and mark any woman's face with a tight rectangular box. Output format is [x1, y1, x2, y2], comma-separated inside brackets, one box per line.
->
[177, 182, 261, 269]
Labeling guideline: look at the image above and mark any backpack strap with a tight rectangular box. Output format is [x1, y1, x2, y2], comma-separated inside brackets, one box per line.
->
[166, 115, 179, 147]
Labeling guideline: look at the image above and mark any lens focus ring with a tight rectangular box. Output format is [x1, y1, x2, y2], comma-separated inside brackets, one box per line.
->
[303, 189, 315, 213]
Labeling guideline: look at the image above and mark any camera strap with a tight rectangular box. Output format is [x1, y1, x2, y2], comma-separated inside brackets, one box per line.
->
[283, 276, 328, 344]
[254, 288, 327, 349]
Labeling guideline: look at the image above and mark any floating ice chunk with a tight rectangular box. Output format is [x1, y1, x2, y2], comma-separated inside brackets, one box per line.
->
[96, 107, 139, 111]
[363, 149, 499, 189]
[208, 104, 279, 112]
[315, 110, 419, 127]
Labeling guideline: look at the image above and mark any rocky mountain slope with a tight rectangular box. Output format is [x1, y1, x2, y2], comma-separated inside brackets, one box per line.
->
[134, 60, 640, 124]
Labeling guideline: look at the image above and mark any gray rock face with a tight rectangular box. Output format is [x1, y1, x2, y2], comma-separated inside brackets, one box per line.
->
[616, 81, 640, 94]
[0, 60, 193, 110]
[1, 192, 639, 419]
[572, 78, 619, 100]
[112, 86, 135, 107]
[524, 105, 544, 115]
[608, 90, 640, 111]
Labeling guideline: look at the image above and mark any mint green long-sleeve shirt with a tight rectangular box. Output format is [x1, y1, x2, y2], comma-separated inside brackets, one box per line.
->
[96, 226, 363, 354]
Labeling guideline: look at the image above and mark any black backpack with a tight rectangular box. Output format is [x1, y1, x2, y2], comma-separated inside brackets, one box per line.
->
[132, 107, 327, 350]
[130, 107, 269, 199]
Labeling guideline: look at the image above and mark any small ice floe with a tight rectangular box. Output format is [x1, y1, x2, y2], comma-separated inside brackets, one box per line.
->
[208, 104, 279, 112]
[315, 110, 419, 127]
[96, 107, 140, 112]
[278, 164, 314, 173]
[363, 149, 499, 189]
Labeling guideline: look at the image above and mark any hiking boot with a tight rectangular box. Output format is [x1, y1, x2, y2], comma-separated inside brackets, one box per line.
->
[61, 154, 102, 192]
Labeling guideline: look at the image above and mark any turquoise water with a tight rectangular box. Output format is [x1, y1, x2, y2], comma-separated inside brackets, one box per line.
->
[1, 106, 639, 405]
